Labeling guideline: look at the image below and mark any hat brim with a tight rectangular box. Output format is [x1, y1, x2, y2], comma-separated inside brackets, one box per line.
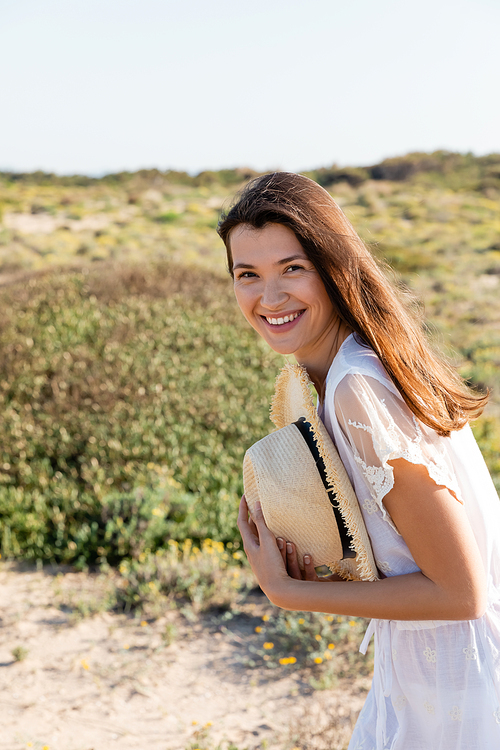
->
[243, 363, 379, 582]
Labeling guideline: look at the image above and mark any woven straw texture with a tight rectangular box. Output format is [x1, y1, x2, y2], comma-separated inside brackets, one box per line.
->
[243, 424, 344, 569]
[244, 362, 378, 582]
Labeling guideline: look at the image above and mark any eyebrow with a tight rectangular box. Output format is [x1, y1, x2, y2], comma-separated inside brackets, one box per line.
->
[232, 254, 307, 271]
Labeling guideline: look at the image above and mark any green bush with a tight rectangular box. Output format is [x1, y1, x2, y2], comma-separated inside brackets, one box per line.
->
[115, 538, 253, 615]
[0, 261, 281, 564]
[155, 211, 180, 223]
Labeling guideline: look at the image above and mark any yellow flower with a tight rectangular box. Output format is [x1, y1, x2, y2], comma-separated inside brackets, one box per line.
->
[204, 721, 213, 727]
[151, 508, 162, 516]
[148, 581, 156, 590]
[42, 746, 50, 750]
[298, 618, 305, 625]
[324, 651, 333, 660]
[140, 621, 148, 627]
[255, 626, 262, 633]
[80, 659, 89, 670]
[328, 643, 335, 650]
[314, 634, 322, 641]
[349, 620, 356, 627]
[326, 615, 333, 621]
[262, 614, 270, 621]
[123, 644, 130, 650]
[26, 744, 33, 748]
[314, 656, 323, 664]
[192, 720, 198, 725]
[263, 642, 274, 650]
[279, 656, 297, 665]
[337, 617, 343, 623]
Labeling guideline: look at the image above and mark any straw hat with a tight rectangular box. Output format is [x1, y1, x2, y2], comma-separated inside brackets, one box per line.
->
[243, 363, 378, 581]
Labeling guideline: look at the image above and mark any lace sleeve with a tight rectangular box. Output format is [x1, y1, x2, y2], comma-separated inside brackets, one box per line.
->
[333, 373, 463, 526]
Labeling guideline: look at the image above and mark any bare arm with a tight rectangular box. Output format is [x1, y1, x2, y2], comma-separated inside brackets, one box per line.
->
[238, 458, 486, 621]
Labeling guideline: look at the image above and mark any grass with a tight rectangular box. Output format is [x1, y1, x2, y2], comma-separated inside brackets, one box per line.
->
[11, 645, 29, 662]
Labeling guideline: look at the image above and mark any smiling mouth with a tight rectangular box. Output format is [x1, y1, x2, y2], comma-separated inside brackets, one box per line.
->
[262, 310, 305, 326]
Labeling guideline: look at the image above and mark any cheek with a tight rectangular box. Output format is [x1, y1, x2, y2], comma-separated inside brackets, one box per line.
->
[313, 283, 334, 317]
[234, 287, 255, 322]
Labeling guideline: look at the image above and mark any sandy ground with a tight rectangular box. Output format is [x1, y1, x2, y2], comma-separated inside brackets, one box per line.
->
[0, 564, 371, 750]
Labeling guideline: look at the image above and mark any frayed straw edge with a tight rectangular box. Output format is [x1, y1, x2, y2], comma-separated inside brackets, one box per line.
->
[271, 362, 379, 582]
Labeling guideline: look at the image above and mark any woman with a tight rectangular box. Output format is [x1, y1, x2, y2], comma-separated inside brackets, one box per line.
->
[217, 172, 500, 749]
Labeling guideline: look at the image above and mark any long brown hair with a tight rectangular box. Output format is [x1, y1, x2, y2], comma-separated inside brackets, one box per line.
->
[218, 171, 487, 436]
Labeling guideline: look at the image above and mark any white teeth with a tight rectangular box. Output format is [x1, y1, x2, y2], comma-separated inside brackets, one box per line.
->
[265, 312, 301, 326]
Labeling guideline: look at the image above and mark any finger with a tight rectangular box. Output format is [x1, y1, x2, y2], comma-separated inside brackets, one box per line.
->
[285, 541, 303, 580]
[302, 554, 320, 581]
[248, 516, 258, 536]
[237, 495, 249, 531]
[239, 495, 260, 541]
[238, 496, 259, 549]
[249, 501, 276, 542]
[277, 537, 287, 567]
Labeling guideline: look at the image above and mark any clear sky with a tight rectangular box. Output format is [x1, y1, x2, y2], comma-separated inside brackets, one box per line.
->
[1, 0, 499, 175]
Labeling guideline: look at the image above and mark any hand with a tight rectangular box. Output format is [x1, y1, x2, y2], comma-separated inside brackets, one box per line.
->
[237, 495, 291, 601]
[277, 539, 344, 583]
[238, 495, 343, 603]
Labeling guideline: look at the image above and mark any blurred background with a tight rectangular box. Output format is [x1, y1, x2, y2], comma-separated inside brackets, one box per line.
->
[0, 1, 500, 747]
[1, 0, 500, 610]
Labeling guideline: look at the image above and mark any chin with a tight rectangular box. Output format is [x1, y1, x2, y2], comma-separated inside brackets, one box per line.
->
[264, 339, 298, 356]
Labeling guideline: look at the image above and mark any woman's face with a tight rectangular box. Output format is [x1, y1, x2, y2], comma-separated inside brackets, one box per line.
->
[231, 223, 338, 361]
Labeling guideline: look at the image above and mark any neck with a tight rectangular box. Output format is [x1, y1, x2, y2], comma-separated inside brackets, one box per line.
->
[295, 320, 353, 401]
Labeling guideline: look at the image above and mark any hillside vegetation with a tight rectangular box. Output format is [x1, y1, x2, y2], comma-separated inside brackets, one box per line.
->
[1, 151, 499, 578]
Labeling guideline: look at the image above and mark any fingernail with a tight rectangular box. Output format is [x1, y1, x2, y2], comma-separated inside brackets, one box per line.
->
[277, 538, 284, 549]
[286, 542, 293, 554]
[304, 555, 311, 564]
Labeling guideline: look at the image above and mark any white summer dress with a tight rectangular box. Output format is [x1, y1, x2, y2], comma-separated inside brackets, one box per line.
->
[318, 333, 500, 750]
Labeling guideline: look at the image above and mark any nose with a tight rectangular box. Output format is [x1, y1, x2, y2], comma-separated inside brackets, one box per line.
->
[260, 279, 288, 310]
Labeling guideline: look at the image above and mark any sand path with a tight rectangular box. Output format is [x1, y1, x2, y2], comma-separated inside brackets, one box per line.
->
[0, 564, 370, 750]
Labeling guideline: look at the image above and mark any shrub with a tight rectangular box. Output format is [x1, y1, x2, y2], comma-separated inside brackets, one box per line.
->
[0, 262, 281, 564]
[114, 538, 254, 615]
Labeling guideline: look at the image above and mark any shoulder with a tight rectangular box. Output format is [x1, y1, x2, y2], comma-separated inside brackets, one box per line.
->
[327, 334, 400, 401]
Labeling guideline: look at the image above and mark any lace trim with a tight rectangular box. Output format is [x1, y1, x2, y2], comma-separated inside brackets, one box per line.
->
[347, 411, 463, 530]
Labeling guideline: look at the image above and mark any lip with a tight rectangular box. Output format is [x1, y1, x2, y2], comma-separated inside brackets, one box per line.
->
[260, 310, 305, 331]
